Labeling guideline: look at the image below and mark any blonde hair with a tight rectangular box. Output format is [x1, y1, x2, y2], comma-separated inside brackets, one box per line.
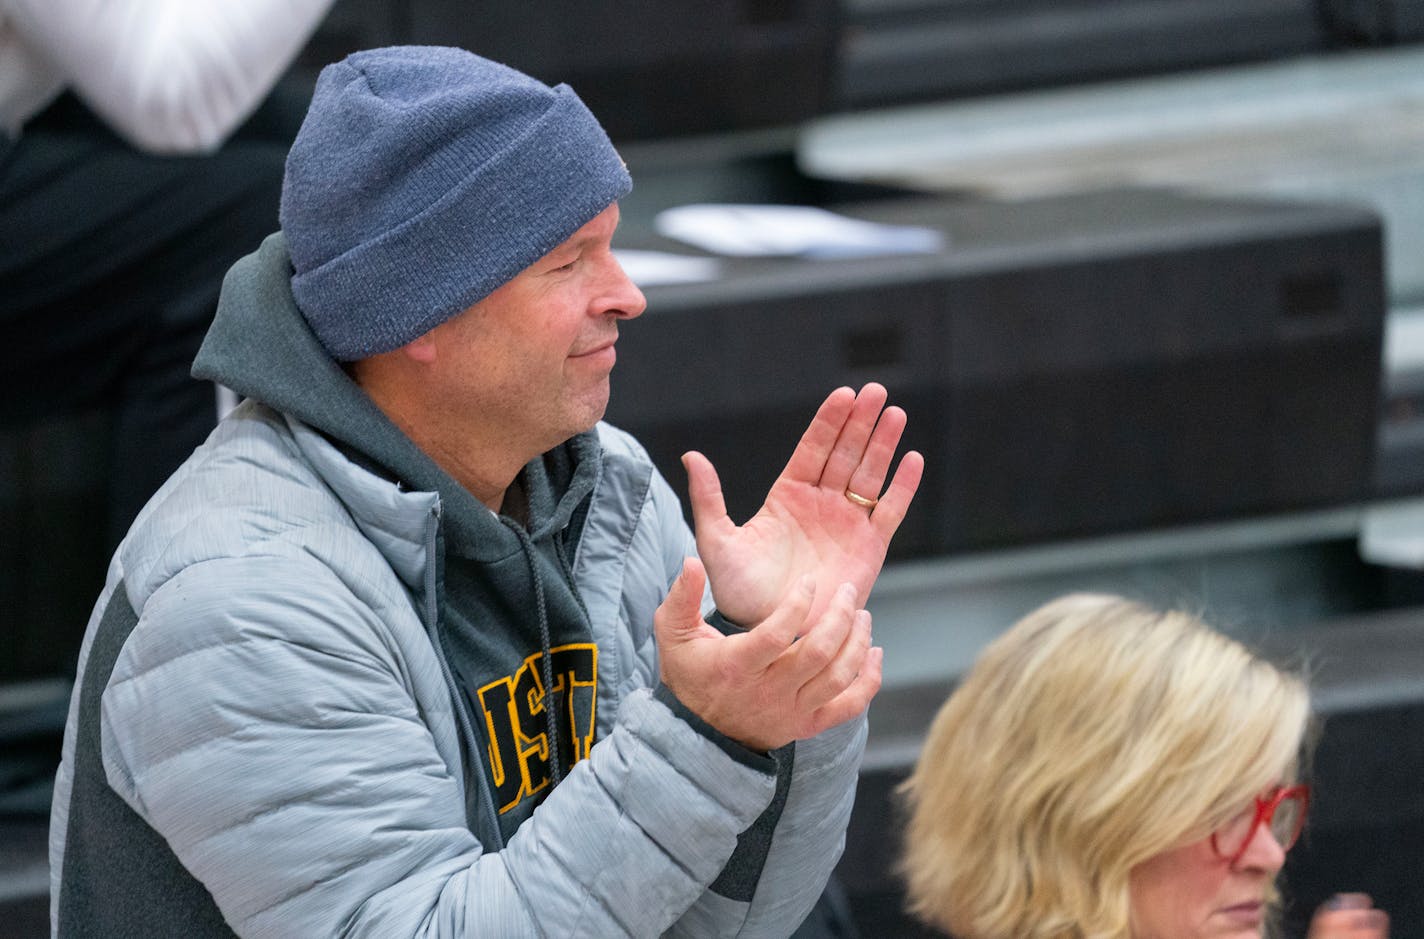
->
[898, 593, 1311, 939]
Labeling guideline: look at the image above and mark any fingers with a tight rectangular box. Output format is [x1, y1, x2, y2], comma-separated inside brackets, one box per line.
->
[843, 404, 906, 501]
[1311, 894, 1389, 939]
[778, 386, 857, 484]
[734, 574, 816, 671]
[795, 608, 873, 713]
[772, 582, 858, 691]
[869, 449, 925, 537]
[818, 383, 890, 494]
[682, 451, 731, 537]
[765, 382, 918, 514]
[809, 645, 884, 733]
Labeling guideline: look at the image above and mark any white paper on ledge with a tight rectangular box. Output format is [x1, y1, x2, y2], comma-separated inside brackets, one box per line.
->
[654, 203, 946, 258]
[612, 248, 724, 286]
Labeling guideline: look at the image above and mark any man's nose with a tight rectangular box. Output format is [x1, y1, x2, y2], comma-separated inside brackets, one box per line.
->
[600, 254, 646, 320]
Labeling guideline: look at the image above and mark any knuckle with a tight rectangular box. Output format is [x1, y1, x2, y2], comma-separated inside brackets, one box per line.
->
[801, 641, 835, 673]
[825, 659, 858, 695]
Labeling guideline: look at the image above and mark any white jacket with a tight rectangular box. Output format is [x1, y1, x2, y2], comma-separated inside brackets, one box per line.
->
[0, 0, 331, 149]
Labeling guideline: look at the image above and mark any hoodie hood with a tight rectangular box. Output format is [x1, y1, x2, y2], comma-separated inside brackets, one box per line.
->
[192, 231, 597, 559]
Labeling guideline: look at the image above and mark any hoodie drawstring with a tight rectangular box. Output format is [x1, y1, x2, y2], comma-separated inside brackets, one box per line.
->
[500, 517, 564, 787]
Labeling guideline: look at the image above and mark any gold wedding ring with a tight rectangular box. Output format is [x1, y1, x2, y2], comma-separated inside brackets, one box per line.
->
[844, 488, 878, 510]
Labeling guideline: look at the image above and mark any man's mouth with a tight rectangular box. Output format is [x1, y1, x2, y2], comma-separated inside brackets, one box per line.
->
[571, 336, 617, 358]
[570, 340, 617, 364]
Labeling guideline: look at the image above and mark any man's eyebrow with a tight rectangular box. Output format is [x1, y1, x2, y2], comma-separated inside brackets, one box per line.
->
[565, 220, 620, 251]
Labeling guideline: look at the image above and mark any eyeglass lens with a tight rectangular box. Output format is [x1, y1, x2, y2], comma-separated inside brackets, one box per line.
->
[1268, 793, 1305, 847]
[1216, 789, 1307, 859]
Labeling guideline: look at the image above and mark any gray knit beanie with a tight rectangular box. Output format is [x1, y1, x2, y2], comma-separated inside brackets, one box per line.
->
[280, 46, 633, 361]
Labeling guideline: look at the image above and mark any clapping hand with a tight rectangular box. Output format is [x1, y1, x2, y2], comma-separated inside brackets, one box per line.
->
[654, 557, 881, 753]
[1309, 894, 1389, 939]
[682, 383, 924, 627]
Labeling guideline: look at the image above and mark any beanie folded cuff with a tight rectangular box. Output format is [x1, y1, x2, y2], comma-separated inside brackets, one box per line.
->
[292, 86, 631, 361]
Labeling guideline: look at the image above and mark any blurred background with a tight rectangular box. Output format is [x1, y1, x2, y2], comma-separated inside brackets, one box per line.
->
[4, 1, 1424, 935]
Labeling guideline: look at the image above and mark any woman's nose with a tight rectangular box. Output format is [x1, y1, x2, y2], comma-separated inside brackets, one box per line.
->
[1235, 823, 1288, 874]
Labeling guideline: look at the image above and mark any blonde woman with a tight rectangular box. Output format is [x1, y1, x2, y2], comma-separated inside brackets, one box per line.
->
[898, 593, 1388, 939]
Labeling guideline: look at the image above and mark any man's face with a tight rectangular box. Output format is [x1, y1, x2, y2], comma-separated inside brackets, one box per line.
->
[422, 203, 646, 457]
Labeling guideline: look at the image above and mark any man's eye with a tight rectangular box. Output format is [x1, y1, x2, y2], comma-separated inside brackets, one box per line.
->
[552, 259, 577, 273]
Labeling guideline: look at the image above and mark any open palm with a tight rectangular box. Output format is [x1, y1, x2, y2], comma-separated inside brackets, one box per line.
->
[684, 383, 924, 626]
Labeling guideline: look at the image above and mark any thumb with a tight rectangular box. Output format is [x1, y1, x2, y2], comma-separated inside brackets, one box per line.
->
[682, 451, 731, 542]
[654, 556, 707, 648]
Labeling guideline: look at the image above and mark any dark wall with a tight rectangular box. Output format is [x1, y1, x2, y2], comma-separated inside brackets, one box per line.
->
[605, 188, 1388, 560]
[292, 0, 840, 143]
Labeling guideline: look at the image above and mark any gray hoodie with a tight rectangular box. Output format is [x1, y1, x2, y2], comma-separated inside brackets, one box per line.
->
[48, 232, 868, 938]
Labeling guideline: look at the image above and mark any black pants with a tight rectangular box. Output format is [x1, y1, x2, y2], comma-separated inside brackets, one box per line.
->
[0, 92, 299, 547]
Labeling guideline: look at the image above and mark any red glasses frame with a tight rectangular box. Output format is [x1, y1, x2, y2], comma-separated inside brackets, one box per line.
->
[1210, 784, 1310, 866]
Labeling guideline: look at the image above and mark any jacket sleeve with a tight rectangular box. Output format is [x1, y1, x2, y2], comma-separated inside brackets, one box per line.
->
[6, 0, 333, 151]
[633, 467, 869, 938]
[99, 553, 782, 938]
[663, 711, 868, 939]
[678, 718, 867, 938]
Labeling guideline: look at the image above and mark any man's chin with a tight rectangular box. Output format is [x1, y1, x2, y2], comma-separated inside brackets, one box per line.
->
[563, 393, 610, 438]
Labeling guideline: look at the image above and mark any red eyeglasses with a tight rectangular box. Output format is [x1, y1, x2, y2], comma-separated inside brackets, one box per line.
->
[1210, 784, 1310, 866]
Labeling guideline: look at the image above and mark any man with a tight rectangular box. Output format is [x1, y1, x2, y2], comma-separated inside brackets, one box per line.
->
[49, 46, 923, 937]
